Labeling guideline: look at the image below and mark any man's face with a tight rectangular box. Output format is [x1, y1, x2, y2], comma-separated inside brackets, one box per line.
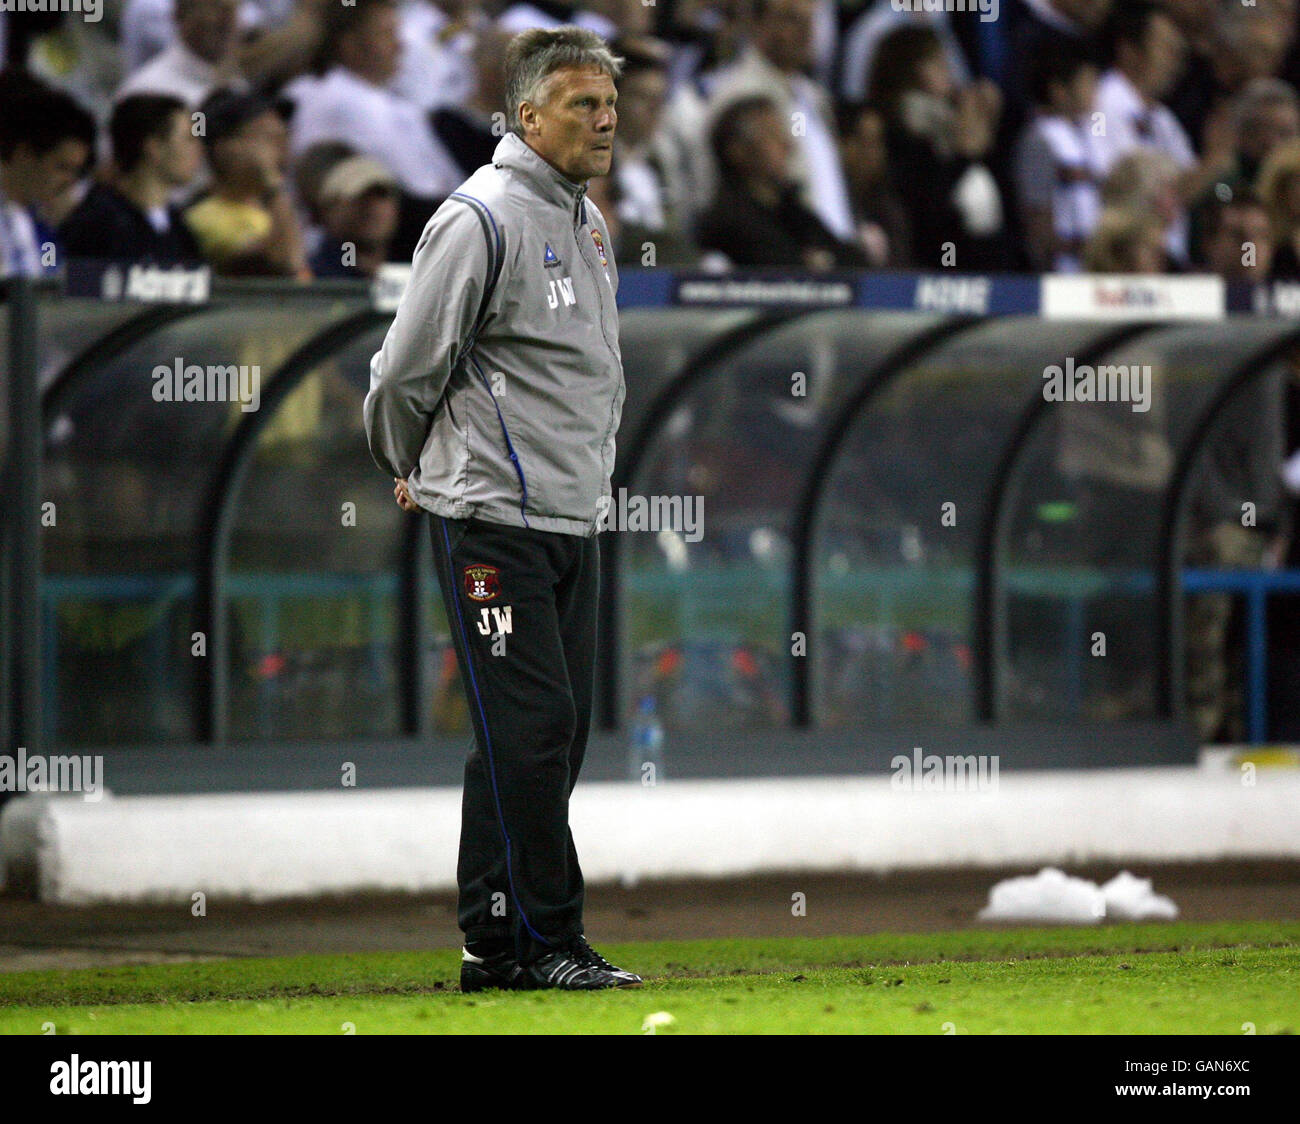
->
[241, 108, 289, 171]
[616, 69, 667, 148]
[1241, 102, 1300, 165]
[1130, 228, 1168, 274]
[349, 6, 403, 85]
[1153, 0, 1214, 34]
[1051, 0, 1112, 30]
[325, 186, 399, 250]
[757, 0, 815, 74]
[156, 110, 203, 187]
[213, 110, 289, 181]
[1208, 204, 1275, 278]
[522, 66, 617, 183]
[736, 106, 792, 184]
[916, 50, 954, 101]
[842, 108, 886, 184]
[15, 138, 90, 205]
[1064, 63, 1099, 118]
[1137, 13, 1186, 99]
[176, 0, 239, 64]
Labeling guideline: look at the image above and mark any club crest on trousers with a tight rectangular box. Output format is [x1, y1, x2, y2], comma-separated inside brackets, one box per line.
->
[464, 564, 501, 602]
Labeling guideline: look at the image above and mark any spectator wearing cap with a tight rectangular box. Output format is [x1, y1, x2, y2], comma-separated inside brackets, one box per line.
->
[0, 75, 96, 278]
[60, 94, 203, 264]
[291, 139, 357, 257]
[431, 25, 511, 179]
[183, 88, 309, 277]
[696, 95, 868, 271]
[286, 0, 461, 201]
[308, 155, 400, 279]
[117, 0, 249, 107]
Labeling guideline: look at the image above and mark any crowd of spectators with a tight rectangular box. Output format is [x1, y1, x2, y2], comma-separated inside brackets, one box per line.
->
[3, 0, 1300, 279]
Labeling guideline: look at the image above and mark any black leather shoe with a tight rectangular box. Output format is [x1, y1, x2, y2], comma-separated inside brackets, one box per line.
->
[460, 946, 522, 992]
[564, 934, 643, 986]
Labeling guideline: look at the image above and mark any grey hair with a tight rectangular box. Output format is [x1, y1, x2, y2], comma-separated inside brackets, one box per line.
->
[504, 26, 624, 136]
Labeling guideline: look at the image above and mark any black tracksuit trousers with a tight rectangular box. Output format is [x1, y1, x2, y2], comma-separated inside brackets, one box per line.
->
[428, 513, 599, 965]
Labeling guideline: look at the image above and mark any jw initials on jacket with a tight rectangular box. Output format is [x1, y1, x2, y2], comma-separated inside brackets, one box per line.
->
[546, 276, 576, 309]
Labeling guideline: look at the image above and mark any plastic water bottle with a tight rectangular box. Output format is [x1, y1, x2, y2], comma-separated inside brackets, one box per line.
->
[628, 695, 665, 785]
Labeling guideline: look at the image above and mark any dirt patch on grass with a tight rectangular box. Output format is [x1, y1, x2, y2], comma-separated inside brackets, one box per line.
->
[1, 859, 1296, 973]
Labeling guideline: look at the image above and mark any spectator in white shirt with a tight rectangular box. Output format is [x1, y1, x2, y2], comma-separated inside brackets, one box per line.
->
[1091, 2, 1242, 263]
[1092, 3, 1193, 178]
[117, 0, 249, 107]
[605, 35, 699, 265]
[1015, 50, 1105, 272]
[287, 0, 461, 200]
[121, 0, 320, 88]
[393, 0, 487, 113]
[0, 76, 95, 278]
[706, 0, 857, 246]
[496, 0, 617, 41]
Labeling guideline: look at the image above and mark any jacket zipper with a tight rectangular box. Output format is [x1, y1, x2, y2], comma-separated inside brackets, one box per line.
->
[573, 194, 623, 533]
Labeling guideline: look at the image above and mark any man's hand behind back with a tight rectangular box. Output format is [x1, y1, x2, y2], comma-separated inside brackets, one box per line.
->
[394, 477, 420, 512]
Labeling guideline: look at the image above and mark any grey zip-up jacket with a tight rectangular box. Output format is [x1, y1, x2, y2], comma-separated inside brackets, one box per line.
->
[363, 131, 625, 537]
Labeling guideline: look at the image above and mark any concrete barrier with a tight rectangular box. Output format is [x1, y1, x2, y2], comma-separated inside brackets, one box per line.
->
[2, 764, 1297, 903]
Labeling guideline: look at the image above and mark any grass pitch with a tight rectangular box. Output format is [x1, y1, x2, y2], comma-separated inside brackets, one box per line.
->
[1, 921, 1296, 1035]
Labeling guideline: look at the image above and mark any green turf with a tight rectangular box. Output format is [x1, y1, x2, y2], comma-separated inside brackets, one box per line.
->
[2, 922, 1296, 1034]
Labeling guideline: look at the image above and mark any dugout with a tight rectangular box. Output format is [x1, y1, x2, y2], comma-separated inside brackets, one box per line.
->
[4, 272, 1298, 791]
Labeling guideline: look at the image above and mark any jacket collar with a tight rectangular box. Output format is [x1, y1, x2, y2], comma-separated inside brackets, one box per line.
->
[494, 132, 588, 217]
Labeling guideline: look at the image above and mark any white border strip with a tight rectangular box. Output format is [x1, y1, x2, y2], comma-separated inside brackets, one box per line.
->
[2, 767, 1296, 903]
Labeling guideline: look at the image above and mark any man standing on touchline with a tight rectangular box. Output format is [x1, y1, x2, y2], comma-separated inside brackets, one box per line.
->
[363, 26, 639, 991]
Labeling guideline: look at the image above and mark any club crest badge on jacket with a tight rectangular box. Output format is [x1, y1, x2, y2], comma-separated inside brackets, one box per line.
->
[591, 228, 611, 285]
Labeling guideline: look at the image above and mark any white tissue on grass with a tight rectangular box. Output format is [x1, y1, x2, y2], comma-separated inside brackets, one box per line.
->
[977, 867, 1106, 923]
[977, 867, 1178, 923]
[1101, 870, 1179, 921]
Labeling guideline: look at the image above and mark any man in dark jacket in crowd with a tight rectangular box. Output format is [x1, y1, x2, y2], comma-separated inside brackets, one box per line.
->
[696, 94, 869, 270]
